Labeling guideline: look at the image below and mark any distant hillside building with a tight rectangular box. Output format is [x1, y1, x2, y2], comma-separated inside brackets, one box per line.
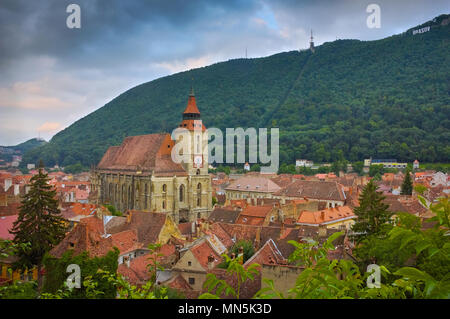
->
[364, 158, 407, 169]
[295, 159, 313, 168]
[91, 89, 212, 223]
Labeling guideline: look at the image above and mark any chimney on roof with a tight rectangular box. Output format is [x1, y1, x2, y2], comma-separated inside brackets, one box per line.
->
[124, 256, 130, 268]
[318, 225, 327, 238]
[175, 245, 181, 262]
[238, 246, 244, 264]
[196, 222, 200, 238]
[207, 254, 215, 270]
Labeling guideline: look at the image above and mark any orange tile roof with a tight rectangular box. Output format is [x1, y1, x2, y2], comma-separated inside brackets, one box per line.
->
[239, 205, 273, 218]
[297, 206, 355, 225]
[183, 95, 200, 114]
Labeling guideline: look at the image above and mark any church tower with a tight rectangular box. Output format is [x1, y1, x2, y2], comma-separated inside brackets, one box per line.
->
[177, 86, 209, 176]
[175, 87, 212, 221]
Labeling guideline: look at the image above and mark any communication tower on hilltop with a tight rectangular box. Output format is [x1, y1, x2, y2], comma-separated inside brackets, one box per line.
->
[310, 29, 315, 53]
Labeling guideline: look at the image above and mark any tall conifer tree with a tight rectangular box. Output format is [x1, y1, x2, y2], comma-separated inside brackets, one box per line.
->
[401, 169, 413, 195]
[351, 179, 392, 241]
[9, 161, 67, 290]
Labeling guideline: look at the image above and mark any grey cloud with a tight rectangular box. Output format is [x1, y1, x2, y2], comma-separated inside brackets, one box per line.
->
[0, 0, 448, 145]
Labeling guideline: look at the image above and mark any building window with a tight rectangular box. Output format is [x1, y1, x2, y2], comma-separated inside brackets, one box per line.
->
[144, 184, 148, 209]
[162, 184, 167, 193]
[196, 135, 200, 154]
[179, 184, 185, 202]
[162, 200, 166, 210]
[188, 261, 192, 266]
[188, 277, 195, 285]
[197, 183, 202, 207]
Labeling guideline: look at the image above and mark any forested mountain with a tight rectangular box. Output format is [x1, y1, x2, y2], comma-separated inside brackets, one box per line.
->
[22, 14, 450, 168]
[0, 138, 47, 162]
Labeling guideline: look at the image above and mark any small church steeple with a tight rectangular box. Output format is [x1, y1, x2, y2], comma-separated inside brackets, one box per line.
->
[183, 86, 201, 119]
[310, 29, 315, 53]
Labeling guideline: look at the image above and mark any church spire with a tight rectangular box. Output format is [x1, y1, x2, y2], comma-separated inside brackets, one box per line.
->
[189, 82, 195, 97]
[183, 86, 201, 119]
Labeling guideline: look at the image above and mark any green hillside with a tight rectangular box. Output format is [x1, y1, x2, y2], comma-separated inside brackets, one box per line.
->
[0, 138, 47, 162]
[22, 14, 450, 168]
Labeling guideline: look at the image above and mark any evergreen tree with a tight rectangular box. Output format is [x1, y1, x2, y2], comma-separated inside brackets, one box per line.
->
[9, 161, 67, 291]
[351, 179, 392, 241]
[401, 169, 413, 195]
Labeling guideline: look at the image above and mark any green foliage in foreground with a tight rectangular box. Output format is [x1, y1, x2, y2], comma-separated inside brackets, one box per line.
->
[1, 195, 448, 299]
[42, 249, 119, 298]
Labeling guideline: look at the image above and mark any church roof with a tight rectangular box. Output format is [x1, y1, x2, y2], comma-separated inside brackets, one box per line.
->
[97, 133, 187, 176]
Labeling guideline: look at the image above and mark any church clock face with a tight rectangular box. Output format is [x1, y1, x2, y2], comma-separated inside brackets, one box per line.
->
[194, 155, 203, 168]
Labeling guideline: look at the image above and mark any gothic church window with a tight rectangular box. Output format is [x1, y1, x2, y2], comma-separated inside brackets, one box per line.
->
[179, 184, 185, 202]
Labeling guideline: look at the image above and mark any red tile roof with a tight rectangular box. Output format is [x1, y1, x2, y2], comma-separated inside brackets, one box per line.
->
[190, 240, 222, 271]
[111, 229, 142, 254]
[49, 216, 114, 258]
[118, 254, 151, 287]
[0, 215, 17, 240]
[274, 180, 346, 201]
[206, 223, 234, 248]
[97, 133, 187, 176]
[244, 239, 286, 267]
[226, 176, 281, 193]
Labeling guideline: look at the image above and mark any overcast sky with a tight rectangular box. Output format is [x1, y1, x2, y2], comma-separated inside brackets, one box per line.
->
[0, 0, 448, 145]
